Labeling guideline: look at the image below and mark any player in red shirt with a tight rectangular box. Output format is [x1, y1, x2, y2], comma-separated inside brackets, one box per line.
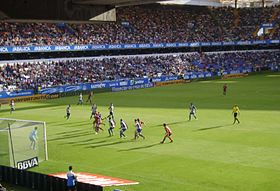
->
[223, 83, 228, 95]
[161, 123, 173, 144]
[86, 91, 93, 104]
[93, 112, 104, 134]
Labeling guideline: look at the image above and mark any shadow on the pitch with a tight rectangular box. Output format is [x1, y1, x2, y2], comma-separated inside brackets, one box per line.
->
[55, 129, 87, 135]
[150, 120, 186, 128]
[85, 139, 134, 149]
[53, 129, 90, 137]
[48, 131, 93, 141]
[66, 137, 112, 146]
[51, 121, 91, 127]
[59, 138, 94, 145]
[63, 122, 92, 128]
[195, 124, 232, 131]
[0, 104, 61, 114]
[0, 153, 8, 157]
[118, 143, 159, 152]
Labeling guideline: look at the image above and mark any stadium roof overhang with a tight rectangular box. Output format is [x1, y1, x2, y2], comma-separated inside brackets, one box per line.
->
[72, 0, 162, 6]
[72, 0, 279, 7]
[72, 0, 222, 6]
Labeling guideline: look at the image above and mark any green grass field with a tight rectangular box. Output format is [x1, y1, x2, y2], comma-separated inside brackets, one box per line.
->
[0, 72, 280, 191]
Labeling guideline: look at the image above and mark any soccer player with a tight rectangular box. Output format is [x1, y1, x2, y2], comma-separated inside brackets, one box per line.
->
[65, 105, 71, 120]
[67, 166, 77, 191]
[93, 112, 104, 134]
[108, 116, 115, 136]
[93, 112, 100, 134]
[77, 93, 83, 105]
[120, 119, 128, 138]
[232, 104, 240, 124]
[223, 83, 228, 95]
[29, 127, 38, 150]
[161, 123, 173, 144]
[134, 119, 145, 140]
[188, 103, 197, 121]
[10, 99, 15, 114]
[108, 103, 114, 119]
[86, 91, 93, 104]
[137, 118, 145, 128]
[90, 103, 97, 119]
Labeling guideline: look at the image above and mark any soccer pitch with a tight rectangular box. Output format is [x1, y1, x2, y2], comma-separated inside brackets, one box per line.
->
[0, 72, 280, 191]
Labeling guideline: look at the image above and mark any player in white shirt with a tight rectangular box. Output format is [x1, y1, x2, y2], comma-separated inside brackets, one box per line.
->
[77, 93, 83, 105]
[65, 105, 71, 120]
[108, 117, 115, 136]
[120, 119, 128, 138]
[29, 127, 38, 150]
[188, 103, 197, 121]
[108, 103, 114, 119]
[134, 119, 145, 140]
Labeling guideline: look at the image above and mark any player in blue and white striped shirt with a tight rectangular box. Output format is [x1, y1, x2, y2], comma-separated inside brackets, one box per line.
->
[188, 103, 197, 121]
[134, 119, 145, 140]
[119, 119, 128, 138]
[108, 116, 115, 136]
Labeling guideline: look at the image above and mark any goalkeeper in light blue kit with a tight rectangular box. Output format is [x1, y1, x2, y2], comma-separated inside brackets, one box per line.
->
[29, 127, 38, 150]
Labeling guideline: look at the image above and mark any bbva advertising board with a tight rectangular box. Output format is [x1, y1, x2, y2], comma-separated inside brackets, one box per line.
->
[17, 157, 39, 170]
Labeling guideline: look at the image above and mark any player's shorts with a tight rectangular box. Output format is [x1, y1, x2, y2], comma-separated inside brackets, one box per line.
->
[110, 111, 114, 116]
[137, 128, 142, 133]
[109, 126, 114, 129]
[29, 136, 36, 142]
[234, 113, 238, 118]
[121, 128, 127, 132]
[167, 132, 172, 136]
[67, 113, 71, 117]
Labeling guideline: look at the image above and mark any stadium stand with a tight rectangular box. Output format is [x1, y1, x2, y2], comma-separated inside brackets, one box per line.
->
[0, 5, 280, 46]
[0, 50, 279, 91]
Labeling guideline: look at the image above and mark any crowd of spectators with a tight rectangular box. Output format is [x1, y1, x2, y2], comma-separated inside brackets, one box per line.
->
[0, 22, 77, 46]
[0, 5, 279, 46]
[0, 51, 279, 91]
[212, 6, 279, 41]
[271, 9, 280, 39]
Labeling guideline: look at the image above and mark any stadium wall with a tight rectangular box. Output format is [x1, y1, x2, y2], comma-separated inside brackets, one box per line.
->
[0, 40, 279, 54]
[0, 165, 103, 191]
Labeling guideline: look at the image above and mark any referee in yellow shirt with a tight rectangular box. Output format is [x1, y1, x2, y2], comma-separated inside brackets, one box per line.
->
[232, 105, 240, 124]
